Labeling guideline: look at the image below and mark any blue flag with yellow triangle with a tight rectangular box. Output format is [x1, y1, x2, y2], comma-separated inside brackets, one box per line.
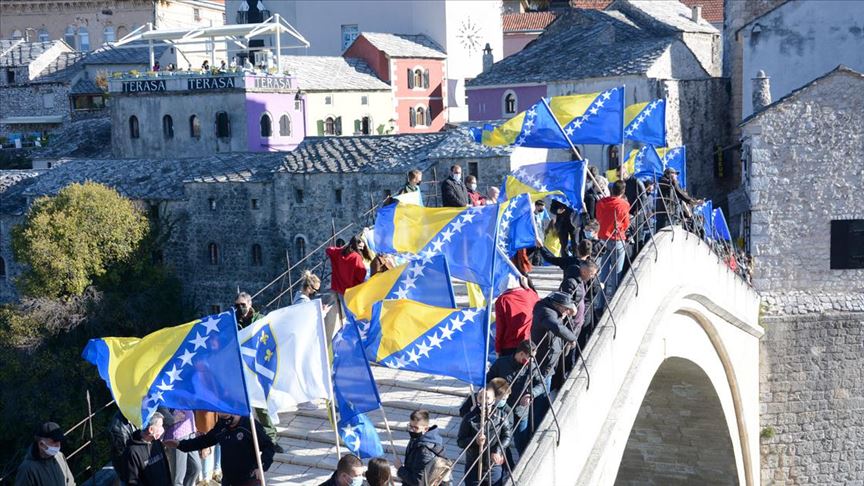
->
[658, 146, 687, 189]
[624, 99, 666, 146]
[696, 200, 713, 238]
[629, 145, 665, 181]
[364, 300, 487, 387]
[502, 160, 587, 210]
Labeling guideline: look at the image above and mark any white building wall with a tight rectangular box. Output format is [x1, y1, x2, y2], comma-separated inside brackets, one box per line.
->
[740, 0, 864, 118]
[303, 90, 396, 136]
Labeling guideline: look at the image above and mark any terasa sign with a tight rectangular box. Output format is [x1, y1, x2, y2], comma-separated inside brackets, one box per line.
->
[122, 80, 167, 93]
[252, 77, 292, 90]
[187, 77, 237, 91]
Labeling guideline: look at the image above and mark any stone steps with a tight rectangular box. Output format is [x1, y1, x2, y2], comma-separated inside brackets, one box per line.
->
[265, 266, 563, 485]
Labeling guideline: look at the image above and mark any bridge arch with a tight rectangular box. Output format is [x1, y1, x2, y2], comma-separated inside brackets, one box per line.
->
[513, 228, 762, 485]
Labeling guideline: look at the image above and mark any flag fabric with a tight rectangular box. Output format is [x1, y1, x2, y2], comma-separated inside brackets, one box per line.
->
[373, 204, 499, 287]
[82, 311, 250, 428]
[624, 99, 666, 146]
[630, 145, 665, 181]
[344, 253, 456, 321]
[365, 300, 488, 387]
[696, 200, 713, 239]
[503, 160, 588, 210]
[484, 89, 625, 148]
[238, 301, 332, 423]
[659, 146, 687, 189]
[393, 190, 423, 206]
[497, 193, 543, 256]
[469, 124, 496, 143]
[332, 315, 384, 458]
[712, 208, 732, 241]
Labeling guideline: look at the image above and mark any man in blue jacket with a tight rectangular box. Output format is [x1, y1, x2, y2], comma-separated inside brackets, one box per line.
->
[398, 410, 447, 486]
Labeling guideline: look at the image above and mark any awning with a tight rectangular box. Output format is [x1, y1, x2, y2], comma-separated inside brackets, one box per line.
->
[0, 116, 64, 124]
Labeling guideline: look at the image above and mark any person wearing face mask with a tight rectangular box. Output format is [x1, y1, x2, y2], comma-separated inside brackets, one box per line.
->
[440, 165, 469, 208]
[319, 453, 364, 486]
[456, 379, 513, 486]
[397, 410, 446, 486]
[166, 414, 274, 486]
[464, 175, 486, 207]
[122, 412, 172, 486]
[15, 422, 75, 486]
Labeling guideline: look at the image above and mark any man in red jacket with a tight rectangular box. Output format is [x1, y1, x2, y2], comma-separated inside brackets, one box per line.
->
[595, 180, 630, 305]
[495, 278, 539, 356]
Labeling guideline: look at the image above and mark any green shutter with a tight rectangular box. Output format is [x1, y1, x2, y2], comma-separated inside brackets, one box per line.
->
[316, 120, 324, 136]
[354, 119, 361, 134]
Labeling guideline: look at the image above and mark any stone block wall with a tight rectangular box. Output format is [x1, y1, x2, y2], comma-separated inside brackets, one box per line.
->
[0, 82, 71, 136]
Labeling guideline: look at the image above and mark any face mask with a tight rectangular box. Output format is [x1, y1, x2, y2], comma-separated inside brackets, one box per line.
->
[350, 477, 364, 486]
[41, 443, 60, 457]
[497, 399, 507, 409]
[585, 231, 596, 239]
[468, 183, 477, 191]
[452, 173, 461, 182]
[409, 430, 423, 439]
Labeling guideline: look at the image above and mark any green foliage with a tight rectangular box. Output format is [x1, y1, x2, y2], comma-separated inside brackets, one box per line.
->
[12, 182, 149, 298]
[760, 426, 776, 439]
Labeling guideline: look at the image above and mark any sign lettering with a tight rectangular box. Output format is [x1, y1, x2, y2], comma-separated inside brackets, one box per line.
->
[122, 80, 167, 93]
[252, 77, 292, 91]
[187, 77, 237, 91]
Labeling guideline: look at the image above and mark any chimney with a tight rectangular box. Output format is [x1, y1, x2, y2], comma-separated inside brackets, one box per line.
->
[691, 5, 702, 23]
[482, 43, 493, 73]
[752, 70, 772, 112]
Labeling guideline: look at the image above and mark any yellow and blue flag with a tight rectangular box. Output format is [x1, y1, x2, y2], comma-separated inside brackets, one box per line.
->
[333, 316, 384, 458]
[624, 99, 666, 146]
[373, 204, 499, 287]
[344, 253, 455, 322]
[658, 146, 687, 189]
[503, 160, 588, 210]
[364, 300, 488, 386]
[712, 208, 731, 241]
[82, 311, 250, 428]
[629, 145, 665, 181]
[696, 200, 713, 238]
[484, 89, 625, 148]
[469, 123, 496, 143]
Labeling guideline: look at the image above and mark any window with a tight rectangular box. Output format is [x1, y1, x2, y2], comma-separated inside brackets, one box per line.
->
[72, 94, 105, 110]
[215, 111, 231, 138]
[830, 220, 864, 269]
[503, 92, 517, 115]
[361, 116, 371, 135]
[294, 100, 301, 110]
[6, 69, 15, 84]
[423, 69, 430, 88]
[0, 257, 5, 279]
[294, 236, 307, 262]
[251, 244, 263, 266]
[189, 115, 201, 138]
[260, 113, 273, 138]
[194, 8, 201, 21]
[409, 107, 416, 128]
[279, 114, 291, 136]
[468, 162, 479, 178]
[415, 106, 426, 127]
[425, 106, 432, 126]
[335, 188, 343, 204]
[38, 29, 49, 42]
[361, 95, 368, 105]
[64, 26, 76, 46]
[295, 189, 304, 203]
[208, 243, 219, 265]
[607, 145, 619, 168]
[325, 95, 333, 105]
[341, 24, 359, 50]
[12, 30, 23, 40]
[208, 198, 217, 210]
[162, 115, 174, 139]
[78, 27, 90, 51]
[209, 304, 222, 314]
[251, 198, 259, 210]
[407, 68, 414, 89]
[42, 94, 54, 109]
[413, 69, 423, 89]
[128, 116, 139, 139]
[325, 117, 335, 135]
[103, 26, 115, 43]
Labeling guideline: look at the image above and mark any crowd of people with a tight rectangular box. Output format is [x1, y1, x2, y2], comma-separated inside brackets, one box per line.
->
[16, 162, 753, 486]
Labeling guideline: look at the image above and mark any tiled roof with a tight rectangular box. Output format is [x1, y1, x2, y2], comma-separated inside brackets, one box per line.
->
[679, 0, 724, 23]
[357, 33, 446, 59]
[612, 0, 718, 34]
[84, 42, 169, 65]
[468, 9, 673, 87]
[0, 40, 61, 67]
[279, 56, 389, 91]
[32, 51, 86, 84]
[33, 118, 112, 160]
[503, 12, 558, 32]
[70, 77, 104, 94]
[427, 128, 511, 159]
[0, 170, 44, 215]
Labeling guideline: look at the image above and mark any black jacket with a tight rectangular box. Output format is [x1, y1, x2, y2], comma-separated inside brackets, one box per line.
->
[656, 176, 696, 226]
[122, 431, 172, 486]
[487, 355, 545, 418]
[397, 426, 446, 486]
[441, 177, 469, 207]
[178, 417, 274, 486]
[530, 298, 579, 377]
[107, 412, 137, 477]
[456, 405, 513, 473]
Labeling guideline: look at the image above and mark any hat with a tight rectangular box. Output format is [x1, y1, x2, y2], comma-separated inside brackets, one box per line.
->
[663, 167, 679, 175]
[546, 291, 577, 311]
[35, 422, 65, 442]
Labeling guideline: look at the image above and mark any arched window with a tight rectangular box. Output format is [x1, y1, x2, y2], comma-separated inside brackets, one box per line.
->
[12, 30, 23, 40]
[415, 106, 426, 127]
[279, 114, 291, 136]
[294, 236, 306, 262]
[215, 111, 230, 138]
[189, 115, 201, 138]
[251, 244, 263, 266]
[129, 116, 139, 139]
[0, 256, 6, 279]
[503, 92, 517, 115]
[38, 29, 49, 42]
[607, 145, 619, 168]
[103, 26, 115, 43]
[413, 69, 423, 89]
[324, 117, 335, 135]
[260, 113, 272, 138]
[162, 115, 174, 139]
[77, 27, 90, 51]
[64, 26, 76, 46]
[208, 243, 219, 265]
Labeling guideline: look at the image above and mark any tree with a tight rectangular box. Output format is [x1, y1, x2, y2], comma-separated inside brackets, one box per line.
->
[12, 182, 149, 298]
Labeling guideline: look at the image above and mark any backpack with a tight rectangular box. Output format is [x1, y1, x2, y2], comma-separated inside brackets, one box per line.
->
[420, 446, 453, 486]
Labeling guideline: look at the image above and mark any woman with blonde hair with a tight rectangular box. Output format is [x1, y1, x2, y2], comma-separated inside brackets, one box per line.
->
[293, 270, 322, 305]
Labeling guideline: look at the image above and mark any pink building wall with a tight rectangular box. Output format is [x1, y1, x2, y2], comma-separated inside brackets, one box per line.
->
[503, 32, 541, 58]
[392, 58, 446, 133]
[245, 91, 305, 152]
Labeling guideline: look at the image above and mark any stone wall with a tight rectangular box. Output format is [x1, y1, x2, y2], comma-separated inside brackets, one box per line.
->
[0, 82, 72, 136]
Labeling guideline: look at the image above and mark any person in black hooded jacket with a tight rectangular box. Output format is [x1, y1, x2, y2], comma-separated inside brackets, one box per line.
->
[456, 379, 513, 486]
[398, 410, 447, 486]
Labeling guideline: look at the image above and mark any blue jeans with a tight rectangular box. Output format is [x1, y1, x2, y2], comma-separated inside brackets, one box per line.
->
[513, 414, 530, 454]
[600, 239, 625, 303]
[465, 464, 503, 486]
[201, 444, 221, 479]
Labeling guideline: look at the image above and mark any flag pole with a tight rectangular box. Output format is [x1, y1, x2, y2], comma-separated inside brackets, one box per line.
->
[539, 97, 606, 195]
[248, 411, 269, 486]
[377, 406, 402, 467]
[320, 299, 343, 460]
[232, 311, 268, 486]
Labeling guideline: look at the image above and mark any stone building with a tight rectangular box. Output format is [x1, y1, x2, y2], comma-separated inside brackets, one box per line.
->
[344, 33, 448, 134]
[741, 65, 864, 483]
[467, 0, 730, 199]
[279, 56, 394, 137]
[0, 0, 225, 52]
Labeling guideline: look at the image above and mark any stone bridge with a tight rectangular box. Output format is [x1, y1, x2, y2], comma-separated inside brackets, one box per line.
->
[514, 227, 762, 485]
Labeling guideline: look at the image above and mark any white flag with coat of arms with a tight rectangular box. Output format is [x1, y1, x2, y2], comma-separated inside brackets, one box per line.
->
[238, 300, 333, 423]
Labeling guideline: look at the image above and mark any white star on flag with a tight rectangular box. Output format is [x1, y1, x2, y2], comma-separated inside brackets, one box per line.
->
[200, 317, 220, 335]
[462, 309, 480, 322]
[393, 287, 410, 300]
[165, 364, 183, 383]
[602, 90, 612, 100]
[402, 275, 417, 290]
[428, 332, 444, 349]
[441, 228, 455, 242]
[431, 239, 445, 253]
[449, 316, 466, 332]
[590, 107, 599, 115]
[416, 341, 433, 358]
[409, 263, 426, 278]
[188, 332, 208, 350]
[461, 211, 476, 224]
[156, 380, 174, 391]
[178, 349, 196, 367]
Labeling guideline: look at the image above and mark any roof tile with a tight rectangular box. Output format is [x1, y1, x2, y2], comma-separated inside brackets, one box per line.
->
[356, 33, 446, 59]
[280, 56, 389, 91]
[503, 12, 557, 32]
